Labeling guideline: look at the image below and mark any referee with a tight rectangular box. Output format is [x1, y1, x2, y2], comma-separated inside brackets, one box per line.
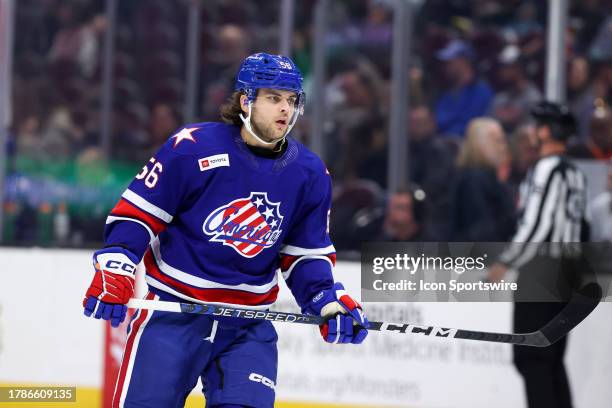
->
[488, 101, 589, 408]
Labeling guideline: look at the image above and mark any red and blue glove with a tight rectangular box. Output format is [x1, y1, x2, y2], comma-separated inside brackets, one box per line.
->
[303, 282, 369, 344]
[83, 247, 138, 327]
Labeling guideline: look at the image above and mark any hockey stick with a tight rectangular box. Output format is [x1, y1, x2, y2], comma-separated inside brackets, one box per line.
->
[126, 282, 602, 347]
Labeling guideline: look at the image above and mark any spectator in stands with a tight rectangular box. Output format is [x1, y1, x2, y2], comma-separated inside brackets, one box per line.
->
[506, 2, 542, 38]
[336, 62, 384, 123]
[39, 107, 87, 159]
[361, 2, 393, 46]
[48, 2, 102, 78]
[568, 56, 592, 138]
[330, 61, 385, 178]
[16, 108, 94, 161]
[375, 186, 429, 242]
[589, 160, 612, 242]
[449, 117, 516, 241]
[356, 105, 454, 206]
[201, 24, 251, 93]
[435, 40, 494, 137]
[333, 184, 430, 250]
[571, 0, 607, 51]
[329, 179, 385, 251]
[568, 102, 612, 160]
[407, 105, 455, 239]
[492, 45, 542, 132]
[351, 117, 387, 186]
[572, 58, 612, 139]
[15, 115, 42, 158]
[359, 1, 393, 66]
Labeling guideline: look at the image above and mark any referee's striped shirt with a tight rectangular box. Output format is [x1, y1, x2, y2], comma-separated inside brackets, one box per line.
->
[500, 154, 589, 268]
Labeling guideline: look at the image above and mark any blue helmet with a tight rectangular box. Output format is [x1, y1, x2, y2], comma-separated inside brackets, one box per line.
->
[235, 53, 304, 105]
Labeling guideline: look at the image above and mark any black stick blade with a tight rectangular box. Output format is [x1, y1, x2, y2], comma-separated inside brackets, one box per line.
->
[538, 282, 603, 347]
[453, 330, 548, 347]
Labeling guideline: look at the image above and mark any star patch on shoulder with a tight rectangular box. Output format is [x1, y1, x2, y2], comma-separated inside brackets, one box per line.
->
[172, 127, 198, 148]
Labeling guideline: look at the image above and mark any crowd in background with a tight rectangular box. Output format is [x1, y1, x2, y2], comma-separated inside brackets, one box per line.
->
[4, 0, 612, 249]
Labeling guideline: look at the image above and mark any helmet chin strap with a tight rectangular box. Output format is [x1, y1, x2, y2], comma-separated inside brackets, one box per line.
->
[240, 103, 283, 147]
[239, 102, 300, 147]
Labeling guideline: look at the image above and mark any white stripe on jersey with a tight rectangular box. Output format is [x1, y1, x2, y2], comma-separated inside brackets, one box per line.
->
[122, 189, 174, 223]
[551, 178, 568, 242]
[280, 255, 335, 281]
[501, 155, 588, 268]
[513, 156, 560, 243]
[225, 200, 256, 224]
[150, 238, 278, 293]
[280, 244, 336, 256]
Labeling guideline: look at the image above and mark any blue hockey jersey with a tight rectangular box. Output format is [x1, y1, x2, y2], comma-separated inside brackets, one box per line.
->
[104, 122, 336, 310]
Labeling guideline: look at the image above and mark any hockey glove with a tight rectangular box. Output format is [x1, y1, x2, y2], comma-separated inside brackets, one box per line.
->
[303, 282, 369, 344]
[83, 247, 137, 327]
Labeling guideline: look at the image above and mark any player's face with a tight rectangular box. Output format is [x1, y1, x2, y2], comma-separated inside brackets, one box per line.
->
[251, 89, 297, 142]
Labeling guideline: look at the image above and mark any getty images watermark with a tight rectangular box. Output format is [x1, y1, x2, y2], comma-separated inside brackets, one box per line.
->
[371, 252, 516, 293]
[361, 242, 611, 302]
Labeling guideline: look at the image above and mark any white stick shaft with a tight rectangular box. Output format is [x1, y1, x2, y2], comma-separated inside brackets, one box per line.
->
[127, 298, 182, 313]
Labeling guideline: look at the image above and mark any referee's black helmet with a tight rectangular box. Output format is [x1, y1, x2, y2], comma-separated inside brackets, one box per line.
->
[531, 101, 577, 141]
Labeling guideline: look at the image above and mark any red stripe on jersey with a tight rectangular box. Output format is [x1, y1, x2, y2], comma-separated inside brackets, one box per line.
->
[279, 255, 299, 272]
[143, 251, 279, 306]
[223, 199, 251, 219]
[236, 221, 268, 251]
[279, 253, 337, 272]
[110, 199, 167, 235]
[243, 232, 270, 256]
[227, 205, 258, 227]
[112, 291, 155, 408]
[328, 253, 337, 266]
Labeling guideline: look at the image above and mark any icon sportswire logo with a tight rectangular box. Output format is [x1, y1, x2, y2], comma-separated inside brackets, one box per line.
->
[202, 192, 284, 258]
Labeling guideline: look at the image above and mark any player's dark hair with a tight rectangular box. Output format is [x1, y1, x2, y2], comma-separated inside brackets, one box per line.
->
[220, 91, 245, 126]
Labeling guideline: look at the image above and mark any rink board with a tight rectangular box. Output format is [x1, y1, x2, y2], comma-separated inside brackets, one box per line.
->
[0, 247, 610, 408]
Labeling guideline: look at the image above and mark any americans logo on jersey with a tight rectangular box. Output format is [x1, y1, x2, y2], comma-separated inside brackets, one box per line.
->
[203, 192, 284, 258]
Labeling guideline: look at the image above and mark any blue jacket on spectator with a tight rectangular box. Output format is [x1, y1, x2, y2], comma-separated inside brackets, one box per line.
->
[435, 80, 494, 137]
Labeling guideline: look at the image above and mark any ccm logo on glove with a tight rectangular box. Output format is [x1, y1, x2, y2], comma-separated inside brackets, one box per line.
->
[103, 260, 136, 274]
[95, 252, 137, 276]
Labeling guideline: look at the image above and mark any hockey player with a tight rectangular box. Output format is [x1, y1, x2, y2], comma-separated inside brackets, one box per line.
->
[82, 53, 369, 408]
